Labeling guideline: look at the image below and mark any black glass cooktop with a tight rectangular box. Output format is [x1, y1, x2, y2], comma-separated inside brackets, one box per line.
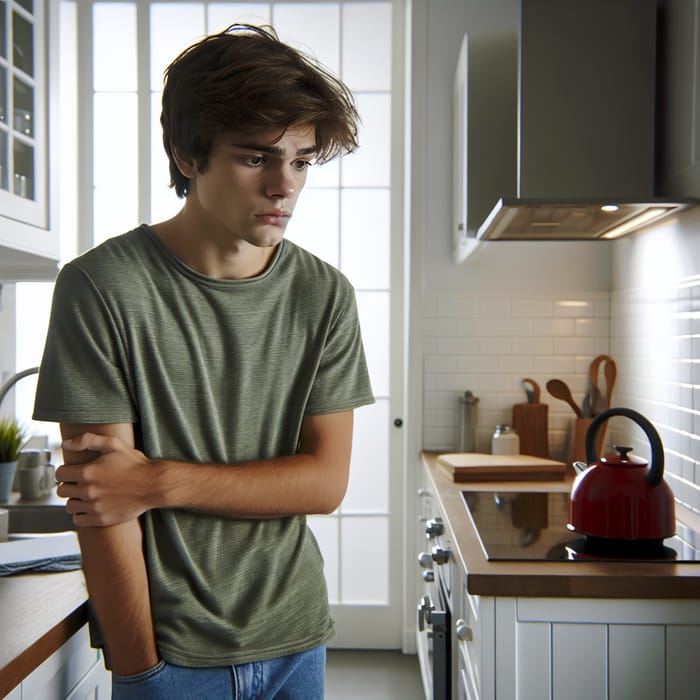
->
[462, 490, 700, 562]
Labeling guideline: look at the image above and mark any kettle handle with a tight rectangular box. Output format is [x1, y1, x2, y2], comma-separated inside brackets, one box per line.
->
[585, 407, 665, 486]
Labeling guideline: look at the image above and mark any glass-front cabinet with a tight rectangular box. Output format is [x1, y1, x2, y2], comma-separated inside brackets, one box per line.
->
[0, 0, 59, 280]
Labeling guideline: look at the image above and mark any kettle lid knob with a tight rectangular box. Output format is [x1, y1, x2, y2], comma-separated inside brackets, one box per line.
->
[614, 445, 633, 460]
[586, 408, 664, 486]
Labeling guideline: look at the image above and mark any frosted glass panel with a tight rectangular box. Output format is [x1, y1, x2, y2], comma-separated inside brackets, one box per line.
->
[307, 515, 339, 605]
[207, 3, 270, 32]
[151, 91, 181, 222]
[342, 93, 390, 187]
[355, 291, 389, 397]
[342, 400, 389, 513]
[341, 188, 389, 289]
[272, 3, 340, 75]
[93, 186, 138, 245]
[150, 3, 205, 89]
[93, 3, 136, 91]
[341, 517, 388, 604]
[285, 188, 339, 268]
[93, 93, 137, 190]
[342, 3, 391, 91]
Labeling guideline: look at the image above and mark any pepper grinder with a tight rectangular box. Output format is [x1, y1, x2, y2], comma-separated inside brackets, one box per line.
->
[458, 390, 479, 452]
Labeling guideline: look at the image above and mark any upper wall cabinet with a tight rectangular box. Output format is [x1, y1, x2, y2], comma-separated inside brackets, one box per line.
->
[658, 0, 700, 197]
[0, 0, 59, 281]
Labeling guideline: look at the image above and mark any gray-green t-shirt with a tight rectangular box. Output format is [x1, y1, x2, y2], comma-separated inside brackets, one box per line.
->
[33, 224, 374, 666]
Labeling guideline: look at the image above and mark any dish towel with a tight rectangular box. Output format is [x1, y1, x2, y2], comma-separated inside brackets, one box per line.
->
[0, 532, 81, 576]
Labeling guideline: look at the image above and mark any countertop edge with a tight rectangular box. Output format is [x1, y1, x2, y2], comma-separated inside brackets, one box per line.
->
[0, 601, 89, 697]
[0, 569, 89, 697]
[421, 451, 700, 598]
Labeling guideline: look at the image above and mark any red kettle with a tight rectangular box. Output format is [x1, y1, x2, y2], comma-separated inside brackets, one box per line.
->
[568, 407, 676, 541]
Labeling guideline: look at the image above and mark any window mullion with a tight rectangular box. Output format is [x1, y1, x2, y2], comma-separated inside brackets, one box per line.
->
[137, 1, 151, 224]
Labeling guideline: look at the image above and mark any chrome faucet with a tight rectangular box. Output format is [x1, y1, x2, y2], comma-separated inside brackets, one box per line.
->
[0, 367, 39, 413]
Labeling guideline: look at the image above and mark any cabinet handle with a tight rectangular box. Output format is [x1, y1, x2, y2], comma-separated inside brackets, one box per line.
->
[455, 618, 473, 642]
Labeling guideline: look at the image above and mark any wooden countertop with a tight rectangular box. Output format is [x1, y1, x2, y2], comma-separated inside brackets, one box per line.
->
[421, 452, 700, 598]
[0, 567, 88, 697]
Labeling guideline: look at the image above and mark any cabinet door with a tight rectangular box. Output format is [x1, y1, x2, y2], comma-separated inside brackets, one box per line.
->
[0, 0, 47, 226]
[65, 656, 111, 700]
[658, 0, 700, 196]
[552, 623, 606, 700]
[608, 625, 665, 700]
[21, 625, 102, 699]
[667, 626, 700, 700]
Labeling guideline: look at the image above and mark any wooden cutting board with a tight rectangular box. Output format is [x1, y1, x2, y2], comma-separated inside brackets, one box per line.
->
[437, 453, 568, 482]
[512, 402, 549, 458]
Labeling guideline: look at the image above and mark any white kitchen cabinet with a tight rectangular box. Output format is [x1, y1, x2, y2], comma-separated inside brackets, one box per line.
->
[0, 0, 60, 281]
[659, 0, 700, 199]
[8, 624, 111, 699]
[453, 591, 700, 700]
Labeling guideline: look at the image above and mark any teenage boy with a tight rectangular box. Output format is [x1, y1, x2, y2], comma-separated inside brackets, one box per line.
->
[34, 24, 374, 699]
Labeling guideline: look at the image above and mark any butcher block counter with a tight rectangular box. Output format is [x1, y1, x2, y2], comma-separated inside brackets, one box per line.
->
[421, 451, 700, 598]
[0, 570, 89, 697]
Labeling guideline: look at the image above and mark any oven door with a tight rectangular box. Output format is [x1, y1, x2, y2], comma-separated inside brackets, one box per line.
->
[416, 575, 451, 700]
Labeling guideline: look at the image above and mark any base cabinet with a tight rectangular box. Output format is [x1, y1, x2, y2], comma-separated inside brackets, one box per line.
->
[8, 624, 111, 699]
[454, 587, 700, 700]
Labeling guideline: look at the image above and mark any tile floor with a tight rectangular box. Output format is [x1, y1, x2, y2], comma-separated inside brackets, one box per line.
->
[325, 649, 425, 699]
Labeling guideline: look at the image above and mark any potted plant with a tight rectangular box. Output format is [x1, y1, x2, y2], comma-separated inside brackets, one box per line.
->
[0, 417, 28, 502]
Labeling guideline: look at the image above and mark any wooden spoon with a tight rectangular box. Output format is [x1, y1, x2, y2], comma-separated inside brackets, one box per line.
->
[546, 379, 583, 418]
[603, 358, 617, 409]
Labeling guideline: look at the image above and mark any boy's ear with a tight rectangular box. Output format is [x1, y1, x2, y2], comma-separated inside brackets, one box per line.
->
[173, 148, 196, 178]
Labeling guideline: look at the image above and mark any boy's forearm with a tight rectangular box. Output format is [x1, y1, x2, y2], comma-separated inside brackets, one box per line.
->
[78, 520, 159, 675]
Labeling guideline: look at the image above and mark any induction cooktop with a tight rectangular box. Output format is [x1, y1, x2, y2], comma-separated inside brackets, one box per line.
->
[462, 490, 700, 562]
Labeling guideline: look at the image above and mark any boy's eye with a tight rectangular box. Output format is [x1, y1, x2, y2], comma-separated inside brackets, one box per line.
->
[245, 155, 265, 166]
[293, 159, 313, 171]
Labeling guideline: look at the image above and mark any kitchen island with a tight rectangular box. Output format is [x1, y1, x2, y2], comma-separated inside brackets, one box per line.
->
[418, 452, 700, 700]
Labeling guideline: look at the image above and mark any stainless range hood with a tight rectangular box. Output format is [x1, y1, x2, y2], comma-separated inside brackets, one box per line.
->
[461, 0, 696, 246]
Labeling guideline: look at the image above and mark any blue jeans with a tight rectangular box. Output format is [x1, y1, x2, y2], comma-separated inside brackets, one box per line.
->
[110, 646, 326, 699]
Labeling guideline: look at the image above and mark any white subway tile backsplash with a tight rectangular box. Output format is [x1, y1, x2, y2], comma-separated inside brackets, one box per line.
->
[511, 298, 554, 317]
[422, 292, 609, 456]
[553, 299, 595, 317]
[532, 317, 575, 336]
[423, 267, 700, 517]
[611, 269, 700, 515]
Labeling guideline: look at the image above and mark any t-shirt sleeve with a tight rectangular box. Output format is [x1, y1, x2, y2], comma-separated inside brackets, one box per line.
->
[32, 263, 138, 424]
[303, 281, 375, 415]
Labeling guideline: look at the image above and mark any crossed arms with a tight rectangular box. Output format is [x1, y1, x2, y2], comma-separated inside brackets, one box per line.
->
[58, 411, 353, 675]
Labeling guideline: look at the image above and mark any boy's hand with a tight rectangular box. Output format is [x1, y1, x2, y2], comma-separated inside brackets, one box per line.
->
[56, 432, 156, 526]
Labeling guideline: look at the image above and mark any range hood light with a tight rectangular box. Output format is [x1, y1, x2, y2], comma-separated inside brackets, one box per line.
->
[600, 207, 673, 240]
[601, 204, 620, 212]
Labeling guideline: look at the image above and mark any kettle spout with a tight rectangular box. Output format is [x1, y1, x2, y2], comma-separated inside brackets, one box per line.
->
[572, 461, 588, 475]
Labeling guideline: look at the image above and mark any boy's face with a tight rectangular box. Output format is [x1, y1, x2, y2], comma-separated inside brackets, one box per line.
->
[179, 124, 316, 248]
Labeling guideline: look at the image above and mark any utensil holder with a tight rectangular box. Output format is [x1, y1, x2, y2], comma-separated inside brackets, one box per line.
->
[569, 418, 606, 466]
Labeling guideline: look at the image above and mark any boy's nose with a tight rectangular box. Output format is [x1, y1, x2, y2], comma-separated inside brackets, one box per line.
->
[265, 169, 297, 199]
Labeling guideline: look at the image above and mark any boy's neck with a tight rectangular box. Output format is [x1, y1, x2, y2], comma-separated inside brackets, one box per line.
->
[151, 213, 278, 280]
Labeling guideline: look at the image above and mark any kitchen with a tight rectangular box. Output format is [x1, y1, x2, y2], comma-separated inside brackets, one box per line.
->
[1, 0, 700, 699]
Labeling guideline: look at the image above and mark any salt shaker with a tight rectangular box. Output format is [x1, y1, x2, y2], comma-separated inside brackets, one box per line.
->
[491, 424, 520, 455]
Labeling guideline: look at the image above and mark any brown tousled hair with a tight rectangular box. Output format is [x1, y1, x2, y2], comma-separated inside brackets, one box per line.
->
[160, 24, 360, 198]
